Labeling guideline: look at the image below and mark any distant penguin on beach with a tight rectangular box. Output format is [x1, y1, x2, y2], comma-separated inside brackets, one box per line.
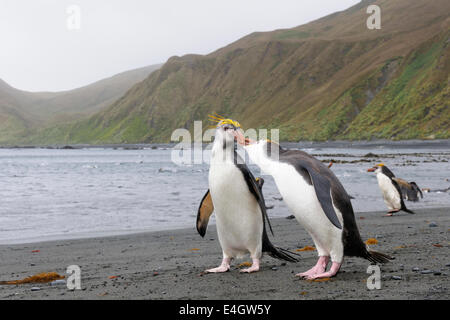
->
[394, 178, 423, 202]
[234, 135, 391, 280]
[367, 164, 415, 216]
[196, 118, 298, 273]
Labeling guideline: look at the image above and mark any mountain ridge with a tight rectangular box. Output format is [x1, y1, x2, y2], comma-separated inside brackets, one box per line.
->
[5, 0, 450, 145]
[0, 64, 162, 143]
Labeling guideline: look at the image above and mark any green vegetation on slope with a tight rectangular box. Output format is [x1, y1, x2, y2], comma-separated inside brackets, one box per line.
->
[0, 64, 161, 144]
[8, 0, 450, 145]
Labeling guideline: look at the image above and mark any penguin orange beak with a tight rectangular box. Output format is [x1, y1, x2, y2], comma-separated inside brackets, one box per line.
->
[232, 129, 246, 145]
[367, 167, 376, 172]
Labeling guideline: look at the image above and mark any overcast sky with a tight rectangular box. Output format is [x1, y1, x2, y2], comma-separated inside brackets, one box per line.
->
[0, 0, 359, 92]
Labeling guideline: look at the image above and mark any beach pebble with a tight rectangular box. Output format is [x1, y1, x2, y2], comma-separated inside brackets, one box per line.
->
[428, 222, 438, 227]
[412, 267, 420, 272]
[445, 263, 450, 267]
[31, 287, 41, 291]
[433, 271, 441, 276]
[421, 270, 433, 274]
[391, 276, 402, 280]
[271, 267, 278, 271]
[50, 280, 66, 286]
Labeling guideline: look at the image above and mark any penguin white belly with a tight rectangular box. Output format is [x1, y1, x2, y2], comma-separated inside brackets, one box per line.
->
[209, 163, 263, 259]
[270, 163, 343, 259]
[377, 174, 401, 210]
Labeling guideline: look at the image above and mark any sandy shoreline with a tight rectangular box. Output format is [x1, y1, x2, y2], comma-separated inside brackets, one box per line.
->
[1, 139, 449, 150]
[0, 207, 448, 300]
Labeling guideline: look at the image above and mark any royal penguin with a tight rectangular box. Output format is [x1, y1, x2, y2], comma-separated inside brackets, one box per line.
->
[234, 136, 391, 279]
[368, 164, 415, 215]
[196, 119, 298, 273]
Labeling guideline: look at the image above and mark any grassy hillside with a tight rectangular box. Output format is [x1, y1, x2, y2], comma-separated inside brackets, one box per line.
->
[16, 0, 450, 144]
[0, 64, 161, 144]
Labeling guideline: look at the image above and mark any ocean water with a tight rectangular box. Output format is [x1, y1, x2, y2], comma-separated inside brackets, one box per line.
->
[0, 142, 449, 244]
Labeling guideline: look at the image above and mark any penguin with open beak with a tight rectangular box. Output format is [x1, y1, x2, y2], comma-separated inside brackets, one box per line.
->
[196, 119, 298, 273]
[367, 164, 415, 215]
[234, 134, 391, 280]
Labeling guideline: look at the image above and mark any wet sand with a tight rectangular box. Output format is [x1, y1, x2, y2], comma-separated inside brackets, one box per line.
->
[0, 207, 448, 300]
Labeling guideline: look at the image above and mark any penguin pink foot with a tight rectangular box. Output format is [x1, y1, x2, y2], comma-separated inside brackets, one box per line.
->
[305, 261, 341, 280]
[205, 257, 231, 273]
[296, 256, 329, 278]
[385, 210, 399, 216]
[240, 258, 260, 273]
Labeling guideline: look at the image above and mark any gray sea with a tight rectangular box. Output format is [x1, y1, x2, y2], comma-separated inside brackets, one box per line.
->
[0, 141, 449, 244]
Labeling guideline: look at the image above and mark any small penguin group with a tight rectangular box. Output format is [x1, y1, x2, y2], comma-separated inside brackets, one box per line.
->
[196, 118, 391, 280]
[367, 164, 420, 216]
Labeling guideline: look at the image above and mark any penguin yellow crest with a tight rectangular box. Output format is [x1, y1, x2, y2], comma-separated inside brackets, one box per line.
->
[219, 119, 241, 128]
[377, 163, 385, 167]
[208, 114, 241, 129]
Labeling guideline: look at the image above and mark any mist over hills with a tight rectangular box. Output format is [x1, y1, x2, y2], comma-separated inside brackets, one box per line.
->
[0, 64, 161, 144]
[2, 0, 449, 145]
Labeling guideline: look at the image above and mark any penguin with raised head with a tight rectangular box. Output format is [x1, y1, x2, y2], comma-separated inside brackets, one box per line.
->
[234, 135, 391, 279]
[196, 118, 298, 273]
[367, 164, 415, 215]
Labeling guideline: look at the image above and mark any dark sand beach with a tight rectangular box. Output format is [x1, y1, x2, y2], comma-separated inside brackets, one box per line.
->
[0, 208, 448, 300]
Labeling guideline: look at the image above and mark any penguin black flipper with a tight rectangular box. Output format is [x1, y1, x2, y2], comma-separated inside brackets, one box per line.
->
[411, 182, 423, 200]
[274, 147, 343, 229]
[391, 179, 415, 214]
[294, 164, 343, 230]
[234, 159, 274, 236]
[196, 190, 214, 237]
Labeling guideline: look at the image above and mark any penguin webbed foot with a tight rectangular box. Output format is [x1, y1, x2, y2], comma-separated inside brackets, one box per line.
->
[385, 209, 400, 216]
[205, 257, 231, 273]
[239, 258, 260, 273]
[205, 266, 230, 273]
[303, 261, 341, 280]
[296, 256, 329, 278]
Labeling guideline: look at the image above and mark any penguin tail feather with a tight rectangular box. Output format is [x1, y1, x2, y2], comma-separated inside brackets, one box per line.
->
[366, 250, 393, 264]
[266, 246, 300, 263]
